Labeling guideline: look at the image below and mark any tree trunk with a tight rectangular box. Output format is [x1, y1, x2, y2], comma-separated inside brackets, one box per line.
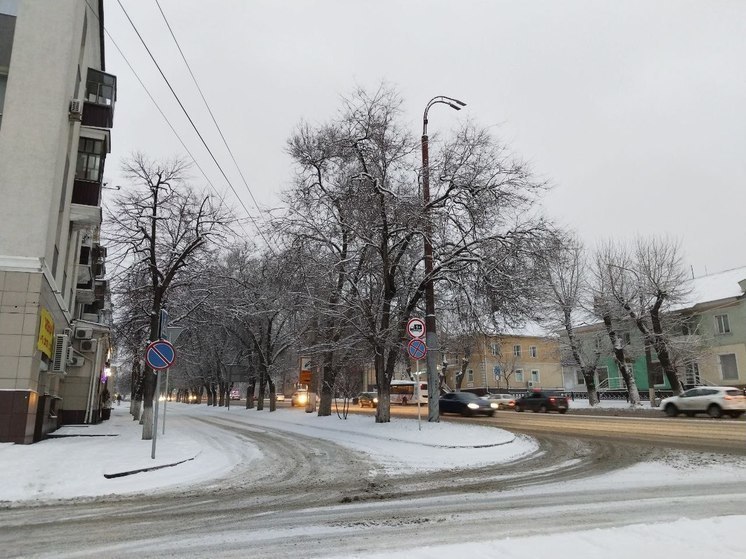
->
[267, 379, 276, 412]
[218, 382, 226, 407]
[649, 304, 683, 395]
[581, 366, 600, 405]
[374, 347, 391, 423]
[317, 355, 336, 417]
[563, 309, 599, 405]
[256, 366, 266, 411]
[246, 380, 255, 409]
[601, 314, 641, 405]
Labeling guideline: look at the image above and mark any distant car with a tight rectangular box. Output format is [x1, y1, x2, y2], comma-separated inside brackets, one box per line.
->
[482, 393, 515, 410]
[358, 392, 378, 408]
[229, 389, 240, 400]
[291, 390, 308, 407]
[514, 391, 569, 414]
[275, 393, 286, 402]
[660, 386, 746, 418]
[439, 392, 497, 417]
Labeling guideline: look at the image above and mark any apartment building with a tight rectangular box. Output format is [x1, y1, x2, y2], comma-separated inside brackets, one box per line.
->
[442, 329, 563, 393]
[560, 266, 746, 394]
[0, 0, 115, 443]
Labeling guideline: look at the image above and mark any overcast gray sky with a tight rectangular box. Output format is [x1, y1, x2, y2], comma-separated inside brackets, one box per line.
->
[103, 0, 745, 277]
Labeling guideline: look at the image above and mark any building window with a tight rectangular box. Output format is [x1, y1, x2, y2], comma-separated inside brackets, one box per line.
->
[719, 354, 738, 380]
[467, 369, 474, 383]
[76, 137, 104, 182]
[530, 370, 540, 383]
[575, 370, 585, 385]
[515, 369, 524, 382]
[513, 345, 521, 357]
[715, 314, 731, 335]
[491, 343, 498, 356]
[86, 68, 116, 106]
[529, 346, 537, 358]
[681, 318, 698, 336]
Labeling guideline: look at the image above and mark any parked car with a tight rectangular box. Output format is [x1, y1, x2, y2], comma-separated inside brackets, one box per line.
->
[514, 391, 569, 414]
[482, 393, 515, 410]
[275, 393, 286, 402]
[357, 391, 378, 408]
[660, 386, 746, 418]
[439, 392, 498, 417]
[229, 389, 241, 400]
[291, 390, 309, 407]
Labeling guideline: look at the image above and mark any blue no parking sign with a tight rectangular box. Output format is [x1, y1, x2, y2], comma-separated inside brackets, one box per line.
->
[145, 339, 176, 370]
[407, 338, 427, 360]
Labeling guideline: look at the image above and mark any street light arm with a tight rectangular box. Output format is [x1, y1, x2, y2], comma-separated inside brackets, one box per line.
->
[423, 96, 467, 135]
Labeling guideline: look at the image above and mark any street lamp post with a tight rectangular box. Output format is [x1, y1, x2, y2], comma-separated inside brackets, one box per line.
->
[421, 95, 466, 422]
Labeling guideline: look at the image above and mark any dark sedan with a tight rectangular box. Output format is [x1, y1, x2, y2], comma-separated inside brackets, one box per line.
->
[358, 391, 378, 408]
[439, 392, 498, 417]
[513, 391, 569, 414]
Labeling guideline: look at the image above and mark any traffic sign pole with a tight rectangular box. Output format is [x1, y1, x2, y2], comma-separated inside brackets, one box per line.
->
[144, 339, 176, 460]
[416, 359, 422, 431]
[151, 368, 161, 459]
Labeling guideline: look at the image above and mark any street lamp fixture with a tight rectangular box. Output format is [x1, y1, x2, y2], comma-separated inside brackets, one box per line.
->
[421, 95, 466, 422]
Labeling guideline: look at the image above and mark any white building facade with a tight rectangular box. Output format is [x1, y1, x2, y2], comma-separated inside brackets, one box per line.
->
[0, 0, 115, 443]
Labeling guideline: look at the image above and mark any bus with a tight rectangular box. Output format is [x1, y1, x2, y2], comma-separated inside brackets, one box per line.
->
[390, 380, 428, 405]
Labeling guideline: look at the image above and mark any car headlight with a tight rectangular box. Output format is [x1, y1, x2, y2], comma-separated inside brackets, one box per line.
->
[373, 397, 378, 403]
[467, 403, 480, 410]
[490, 402, 498, 409]
[299, 395, 307, 404]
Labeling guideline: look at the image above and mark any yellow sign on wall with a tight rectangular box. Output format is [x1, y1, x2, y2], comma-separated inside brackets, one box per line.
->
[37, 308, 54, 358]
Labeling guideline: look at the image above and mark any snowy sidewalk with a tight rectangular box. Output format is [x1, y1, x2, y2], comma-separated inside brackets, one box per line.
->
[0, 402, 535, 503]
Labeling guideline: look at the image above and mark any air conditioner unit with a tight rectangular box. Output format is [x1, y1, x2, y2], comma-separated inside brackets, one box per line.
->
[51, 334, 69, 373]
[68, 355, 85, 367]
[80, 339, 97, 353]
[528, 381, 534, 388]
[69, 98, 83, 116]
[75, 327, 93, 340]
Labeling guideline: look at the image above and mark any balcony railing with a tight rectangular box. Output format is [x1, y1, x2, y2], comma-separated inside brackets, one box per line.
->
[71, 179, 101, 206]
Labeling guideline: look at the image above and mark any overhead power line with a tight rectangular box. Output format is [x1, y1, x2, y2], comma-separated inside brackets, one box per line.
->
[114, 0, 275, 252]
[83, 0, 256, 241]
[154, 0, 265, 215]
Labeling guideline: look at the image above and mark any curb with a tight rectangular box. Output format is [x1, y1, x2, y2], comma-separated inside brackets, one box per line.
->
[103, 455, 197, 479]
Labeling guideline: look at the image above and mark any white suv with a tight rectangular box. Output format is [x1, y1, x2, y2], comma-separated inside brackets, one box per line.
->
[660, 386, 746, 418]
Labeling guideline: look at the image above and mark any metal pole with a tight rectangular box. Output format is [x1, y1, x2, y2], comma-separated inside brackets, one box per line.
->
[416, 359, 422, 431]
[162, 368, 169, 435]
[422, 119, 440, 423]
[421, 96, 466, 422]
[151, 370, 160, 459]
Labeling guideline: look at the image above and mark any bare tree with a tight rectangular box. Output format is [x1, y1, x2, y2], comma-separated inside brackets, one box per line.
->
[593, 245, 641, 405]
[106, 154, 230, 439]
[215, 246, 300, 412]
[543, 236, 602, 405]
[280, 84, 552, 423]
[605, 237, 692, 396]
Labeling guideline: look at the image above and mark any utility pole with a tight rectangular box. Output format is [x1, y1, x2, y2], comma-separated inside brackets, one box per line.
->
[421, 96, 466, 422]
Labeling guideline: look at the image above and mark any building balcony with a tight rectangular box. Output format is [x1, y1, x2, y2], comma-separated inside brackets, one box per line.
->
[81, 312, 100, 323]
[82, 69, 116, 129]
[94, 279, 108, 302]
[76, 282, 95, 305]
[71, 179, 101, 206]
